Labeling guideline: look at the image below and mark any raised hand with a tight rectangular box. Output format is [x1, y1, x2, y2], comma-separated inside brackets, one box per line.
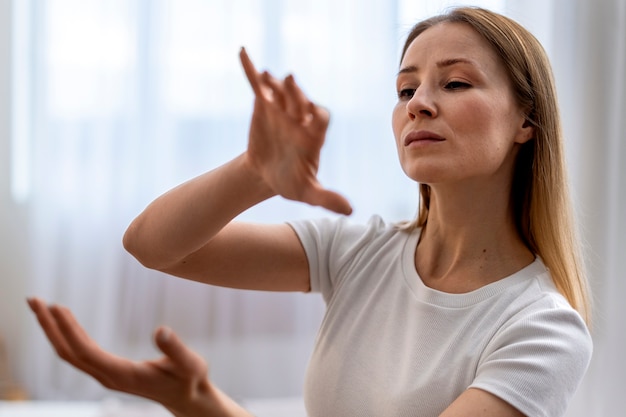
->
[239, 48, 352, 215]
[27, 298, 252, 417]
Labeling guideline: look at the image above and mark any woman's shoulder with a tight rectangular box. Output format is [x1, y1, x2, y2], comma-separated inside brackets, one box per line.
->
[493, 259, 592, 358]
[472, 260, 593, 417]
[498, 259, 589, 333]
[288, 214, 410, 245]
[514, 258, 585, 317]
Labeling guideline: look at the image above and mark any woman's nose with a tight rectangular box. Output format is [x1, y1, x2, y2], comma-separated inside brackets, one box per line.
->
[407, 87, 437, 120]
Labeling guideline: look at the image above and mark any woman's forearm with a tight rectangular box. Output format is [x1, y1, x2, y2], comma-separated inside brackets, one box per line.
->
[123, 153, 274, 270]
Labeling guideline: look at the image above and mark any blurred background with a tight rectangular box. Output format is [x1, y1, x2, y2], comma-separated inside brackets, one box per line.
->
[0, 0, 624, 415]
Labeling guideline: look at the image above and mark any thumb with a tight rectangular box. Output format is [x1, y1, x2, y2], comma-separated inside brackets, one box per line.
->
[154, 327, 207, 377]
[305, 185, 353, 216]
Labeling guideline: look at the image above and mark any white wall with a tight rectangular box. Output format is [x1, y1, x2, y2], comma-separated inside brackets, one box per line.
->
[0, 0, 31, 393]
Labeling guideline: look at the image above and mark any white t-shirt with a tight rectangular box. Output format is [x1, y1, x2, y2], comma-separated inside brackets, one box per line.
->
[289, 215, 592, 417]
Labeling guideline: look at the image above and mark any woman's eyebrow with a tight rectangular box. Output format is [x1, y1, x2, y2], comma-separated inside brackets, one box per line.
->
[436, 57, 477, 68]
[397, 58, 478, 76]
[397, 65, 417, 76]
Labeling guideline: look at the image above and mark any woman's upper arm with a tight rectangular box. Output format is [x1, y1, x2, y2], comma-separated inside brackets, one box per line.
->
[440, 388, 526, 417]
[160, 222, 310, 292]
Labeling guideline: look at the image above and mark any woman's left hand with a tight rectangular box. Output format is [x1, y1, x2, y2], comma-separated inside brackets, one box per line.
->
[27, 298, 252, 417]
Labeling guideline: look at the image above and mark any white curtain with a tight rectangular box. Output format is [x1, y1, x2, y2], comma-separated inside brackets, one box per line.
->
[546, 1, 626, 416]
[504, 1, 626, 415]
[11, 0, 626, 413]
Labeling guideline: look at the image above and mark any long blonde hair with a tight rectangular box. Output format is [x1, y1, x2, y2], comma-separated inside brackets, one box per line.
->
[399, 7, 591, 324]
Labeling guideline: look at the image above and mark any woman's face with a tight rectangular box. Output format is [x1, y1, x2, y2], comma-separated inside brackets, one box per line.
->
[392, 22, 533, 188]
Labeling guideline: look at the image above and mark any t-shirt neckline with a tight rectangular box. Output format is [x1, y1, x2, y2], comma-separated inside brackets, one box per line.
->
[401, 227, 545, 308]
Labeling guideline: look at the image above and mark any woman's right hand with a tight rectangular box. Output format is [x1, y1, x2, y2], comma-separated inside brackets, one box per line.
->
[123, 48, 348, 281]
[239, 48, 352, 215]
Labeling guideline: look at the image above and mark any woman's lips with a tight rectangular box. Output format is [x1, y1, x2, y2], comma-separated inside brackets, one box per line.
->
[404, 130, 445, 146]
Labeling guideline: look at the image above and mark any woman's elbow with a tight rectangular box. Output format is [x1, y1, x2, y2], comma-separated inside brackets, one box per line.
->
[122, 220, 163, 270]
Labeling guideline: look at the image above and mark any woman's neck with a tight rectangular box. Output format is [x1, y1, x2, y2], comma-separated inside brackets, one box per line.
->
[415, 185, 534, 293]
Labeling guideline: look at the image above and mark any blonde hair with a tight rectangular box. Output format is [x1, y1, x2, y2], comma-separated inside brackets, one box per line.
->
[399, 7, 591, 324]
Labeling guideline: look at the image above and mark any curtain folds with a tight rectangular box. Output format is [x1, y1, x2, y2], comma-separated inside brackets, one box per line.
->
[553, 1, 626, 416]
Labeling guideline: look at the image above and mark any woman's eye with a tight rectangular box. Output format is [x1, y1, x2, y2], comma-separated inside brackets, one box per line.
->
[398, 88, 416, 100]
[444, 81, 470, 90]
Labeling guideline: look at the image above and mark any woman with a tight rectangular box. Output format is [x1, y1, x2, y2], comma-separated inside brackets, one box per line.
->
[28, 7, 592, 417]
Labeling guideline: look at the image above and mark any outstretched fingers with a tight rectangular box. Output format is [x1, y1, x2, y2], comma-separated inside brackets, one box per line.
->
[239, 48, 281, 103]
[240, 47, 314, 121]
[27, 298, 134, 390]
[239, 47, 351, 216]
[28, 297, 222, 414]
[27, 298, 74, 364]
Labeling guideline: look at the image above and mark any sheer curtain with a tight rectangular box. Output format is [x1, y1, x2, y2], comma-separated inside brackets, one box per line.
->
[503, 1, 626, 415]
[13, 0, 626, 412]
[546, 1, 626, 416]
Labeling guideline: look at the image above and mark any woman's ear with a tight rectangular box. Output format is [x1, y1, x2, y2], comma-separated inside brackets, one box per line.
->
[515, 118, 535, 144]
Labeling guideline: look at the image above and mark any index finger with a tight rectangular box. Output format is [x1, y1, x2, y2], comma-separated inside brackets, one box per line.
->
[27, 298, 73, 361]
[239, 47, 264, 97]
[29, 299, 133, 380]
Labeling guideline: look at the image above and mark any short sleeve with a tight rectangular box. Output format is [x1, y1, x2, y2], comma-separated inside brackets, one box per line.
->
[288, 215, 389, 304]
[470, 303, 592, 417]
